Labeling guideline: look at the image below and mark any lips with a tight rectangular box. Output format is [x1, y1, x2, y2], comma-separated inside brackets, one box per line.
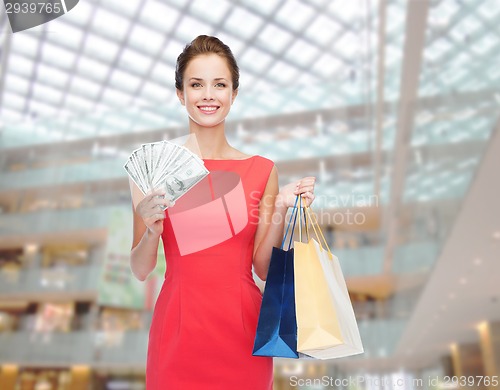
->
[197, 105, 220, 115]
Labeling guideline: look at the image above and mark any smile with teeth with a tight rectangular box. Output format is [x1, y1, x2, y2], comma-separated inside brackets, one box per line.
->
[198, 105, 220, 114]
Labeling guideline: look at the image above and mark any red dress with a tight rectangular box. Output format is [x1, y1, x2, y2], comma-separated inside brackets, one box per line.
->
[146, 155, 274, 390]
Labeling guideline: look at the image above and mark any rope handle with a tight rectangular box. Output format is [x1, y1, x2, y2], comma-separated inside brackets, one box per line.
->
[304, 205, 333, 259]
[298, 194, 302, 242]
[297, 194, 311, 243]
[281, 195, 299, 250]
[302, 204, 309, 241]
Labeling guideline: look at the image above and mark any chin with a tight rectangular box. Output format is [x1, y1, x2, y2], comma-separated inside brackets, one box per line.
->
[189, 114, 227, 128]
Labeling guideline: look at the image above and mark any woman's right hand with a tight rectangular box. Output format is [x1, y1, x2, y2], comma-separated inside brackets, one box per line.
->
[136, 189, 174, 237]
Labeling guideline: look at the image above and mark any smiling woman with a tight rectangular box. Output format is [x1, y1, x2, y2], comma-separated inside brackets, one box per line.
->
[176, 54, 238, 129]
[129, 35, 316, 390]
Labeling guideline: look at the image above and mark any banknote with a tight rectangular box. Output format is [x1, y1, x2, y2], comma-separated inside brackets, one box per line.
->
[162, 155, 209, 203]
[124, 160, 145, 195]
[123, 140, 209, 203]
[153, 146, 194, 189]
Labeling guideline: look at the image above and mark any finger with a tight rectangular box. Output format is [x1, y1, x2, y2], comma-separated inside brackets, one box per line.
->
[145, 214, 165, 224]
[154, 204, 167, 213]
[148, 188, 167, 196]
[149, 196, 174, 211]
[141, 196, 163, 210]
[146, 189, 167, 201]
[301, 193, 315, 206]
[151, 196, 170, 206]
[153, 198, 175, 208]
[294, 185, 315, 194]
[295, 179, 315, 189]
[145, 204, 166, 216]
[300, 177, 316, 183]
[300, 192, 315, 202]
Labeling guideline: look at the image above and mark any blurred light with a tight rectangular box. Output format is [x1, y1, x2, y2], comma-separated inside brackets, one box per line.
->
[473, 257, 482, 266]
[319, 159, 326, 183]
[492, 231, 500, 240]
[459, 277, 467, 285]
[24, 243, 39, 253]
[107, 381, 133, 390]
[282, 362, 304, 375]
[476, 321, 488, 331]
[415, 149, 423, 165]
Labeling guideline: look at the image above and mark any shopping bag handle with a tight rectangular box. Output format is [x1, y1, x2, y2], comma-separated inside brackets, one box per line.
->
[302, 202, 309, 241]
[297, 194, 311, 243]
[304, 205, 333, 260]
[281, 195, 299, 250]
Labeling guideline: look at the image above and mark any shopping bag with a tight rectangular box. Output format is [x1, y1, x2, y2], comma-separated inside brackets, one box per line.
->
[252, 197, 300, 358]
[294, 195, 343, 355]
[295, 204, 364, 359]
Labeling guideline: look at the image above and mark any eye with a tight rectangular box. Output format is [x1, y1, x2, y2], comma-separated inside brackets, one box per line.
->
[215, 82, 226, 88]
[191, 82, 202, 88]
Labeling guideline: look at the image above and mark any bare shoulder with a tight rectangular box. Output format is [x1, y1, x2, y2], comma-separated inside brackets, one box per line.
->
[263, 164, 279, 193]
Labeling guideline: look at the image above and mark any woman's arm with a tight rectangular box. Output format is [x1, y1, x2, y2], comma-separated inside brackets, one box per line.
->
[252, 166, 286, 281]
[252, 166, 315, 280]
[130, 189, 171, 281]
[130, 206, 160, 281]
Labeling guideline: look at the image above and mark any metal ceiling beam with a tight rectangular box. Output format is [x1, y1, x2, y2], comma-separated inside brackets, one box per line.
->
[374, 0, 387, 200]
[131, 0, 194, 104]
[383, 0, 430, 274]
[92, 0, 155, 117]
[0, 12, 12, 119]
[58, 0, 100, 119]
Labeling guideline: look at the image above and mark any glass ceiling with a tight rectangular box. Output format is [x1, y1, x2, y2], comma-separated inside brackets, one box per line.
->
[0, 0, 498, 222]
[0, 0, 407, 145]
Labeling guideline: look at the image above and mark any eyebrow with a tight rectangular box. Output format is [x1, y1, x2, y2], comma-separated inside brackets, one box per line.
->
[189, 77, 228, 82]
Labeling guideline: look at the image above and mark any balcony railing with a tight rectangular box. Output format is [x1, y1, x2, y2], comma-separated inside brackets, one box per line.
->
[0, 330, 147, 365]
[0, 206, 112, 236]
[0, 319, 404, 366]
[0, 160, 126, 190]
[0, 263, 102, 295]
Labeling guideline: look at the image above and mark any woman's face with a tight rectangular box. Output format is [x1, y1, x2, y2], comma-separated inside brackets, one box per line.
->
[176, 54, 238, 128]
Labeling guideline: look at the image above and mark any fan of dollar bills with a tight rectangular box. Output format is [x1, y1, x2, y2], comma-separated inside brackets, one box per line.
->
[124, 140, 209, 203]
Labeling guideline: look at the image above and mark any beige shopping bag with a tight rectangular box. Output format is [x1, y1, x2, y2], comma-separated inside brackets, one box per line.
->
[293, 197, 344, 353]
[296, 205, 364, 359]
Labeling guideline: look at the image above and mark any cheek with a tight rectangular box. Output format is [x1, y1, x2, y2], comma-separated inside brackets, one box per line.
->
[218, 92, 233, 105]
[184, 89, 202, 102]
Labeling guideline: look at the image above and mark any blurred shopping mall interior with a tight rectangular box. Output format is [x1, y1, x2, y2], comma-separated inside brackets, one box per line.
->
[1, 0, 500, 389]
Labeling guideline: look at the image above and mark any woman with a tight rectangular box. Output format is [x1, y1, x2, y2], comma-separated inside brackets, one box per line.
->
[130, 35, 316, 390]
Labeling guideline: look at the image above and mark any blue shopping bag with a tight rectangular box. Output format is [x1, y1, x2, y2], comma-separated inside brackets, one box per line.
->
[252, 196, 301, 358]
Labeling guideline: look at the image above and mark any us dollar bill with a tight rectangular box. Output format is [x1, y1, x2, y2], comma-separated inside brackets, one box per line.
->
[124, 160, 147, 195]
[160, 155, 208, 207]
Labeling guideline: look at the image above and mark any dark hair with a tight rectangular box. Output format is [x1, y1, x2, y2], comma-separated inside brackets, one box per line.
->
[175, 35, 239, 91]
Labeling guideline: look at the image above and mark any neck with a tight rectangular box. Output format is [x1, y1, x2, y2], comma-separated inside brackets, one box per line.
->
[188, 118, 232, 159]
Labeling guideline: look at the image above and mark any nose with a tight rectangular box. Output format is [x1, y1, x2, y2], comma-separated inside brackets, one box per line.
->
[202, 85, 214, 101]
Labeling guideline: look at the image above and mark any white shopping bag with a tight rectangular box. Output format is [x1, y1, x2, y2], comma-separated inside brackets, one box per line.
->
[298, 206, 364, 359]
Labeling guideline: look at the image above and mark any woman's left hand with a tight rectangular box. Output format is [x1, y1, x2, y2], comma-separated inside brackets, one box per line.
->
[276, 176, 316, 209]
